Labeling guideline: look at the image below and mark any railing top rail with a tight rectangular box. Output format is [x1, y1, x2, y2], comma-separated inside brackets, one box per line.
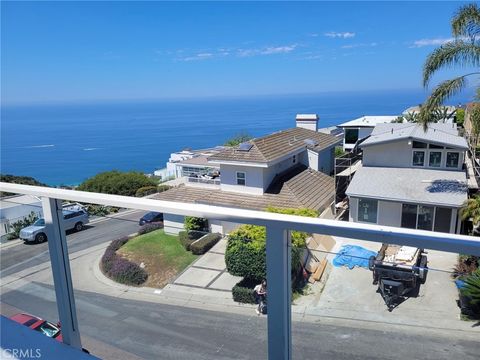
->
[1, 182, 480, 255]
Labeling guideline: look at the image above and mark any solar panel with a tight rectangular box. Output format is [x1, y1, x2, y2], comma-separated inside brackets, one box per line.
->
[238, 142, 253, 151]
[304, 138, 319, 146]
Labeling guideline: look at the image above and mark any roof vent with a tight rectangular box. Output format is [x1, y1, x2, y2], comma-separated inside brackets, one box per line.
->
[304, 138, 319, 146]
[238, 142, 253, 151]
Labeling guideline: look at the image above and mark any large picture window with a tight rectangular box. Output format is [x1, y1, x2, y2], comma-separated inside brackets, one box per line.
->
[401, 204, 451, 232]
[446, 152, 459, 168]
[401, 204, 417, 229]
[434, 207, 452, 233]
[236, 171, 246, 186]
[412, 151, 425, 167]
[345, 128, 359, 145]
[417, 205, 434, 230]
[357, 198, 378, 223]
[429, 151, 442, 167]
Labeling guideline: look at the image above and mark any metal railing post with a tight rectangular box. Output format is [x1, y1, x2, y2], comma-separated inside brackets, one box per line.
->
[42, 197, 82, 349]
[266, 225, 291, 360]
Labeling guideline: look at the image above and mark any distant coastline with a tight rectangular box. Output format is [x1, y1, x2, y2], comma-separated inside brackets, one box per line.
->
[1, 89, 471, 186]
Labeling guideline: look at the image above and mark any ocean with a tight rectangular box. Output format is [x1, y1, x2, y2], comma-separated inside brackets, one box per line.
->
[0, 89, 469, 186]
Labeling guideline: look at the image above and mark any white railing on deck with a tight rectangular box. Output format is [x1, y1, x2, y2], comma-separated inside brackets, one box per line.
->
[186, 176, 221, 186]
[1, 182, 480, 360]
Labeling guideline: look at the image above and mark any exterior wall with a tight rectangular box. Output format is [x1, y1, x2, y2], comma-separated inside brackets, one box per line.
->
[343, 127, 374, 150]
[296, 120, 318, 132]
[209, 219, 241, 235]
[306, 150, 319, 171]
[363, 140, 465, 170]
[263, 154, 299, 190]
[220, 164, 264, 195]
[317, 146, 336, 175]
[163, 213, 185, 235]
[0, 202, 43, 237]
[349, 196, 457, 233]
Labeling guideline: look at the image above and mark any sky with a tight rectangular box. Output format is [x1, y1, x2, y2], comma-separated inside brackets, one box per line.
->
[1, 1, 477, 105]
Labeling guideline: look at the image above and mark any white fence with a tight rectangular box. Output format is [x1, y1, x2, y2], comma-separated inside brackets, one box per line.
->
[1, 182, 480, 360]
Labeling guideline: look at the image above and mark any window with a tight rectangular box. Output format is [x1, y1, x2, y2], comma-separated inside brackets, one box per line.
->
[412, 151, 425, 166]
[357, 198, 378, 223]
[429, 143, 444, 149]
[446, 152, 459, 168]
[417, 205, 434, 231]
[236, 171, 246, 186]
[345, 128, 359, 144]
[429, 151, 442, 167]
[434, 207, 452, 233]
[401, 204, 417, 229]
[412, 141, 427, 148]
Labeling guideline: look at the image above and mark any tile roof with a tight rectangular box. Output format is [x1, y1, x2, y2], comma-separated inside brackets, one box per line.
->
[360, 123, 467, 149]
[209, 127, 340, 164]
[346, 165, 467, 207]
[153, 165, 334, 212]
[337, 116, 398, 128]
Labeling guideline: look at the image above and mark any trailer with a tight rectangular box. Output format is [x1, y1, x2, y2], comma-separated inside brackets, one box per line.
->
[368, 244, 428, 311]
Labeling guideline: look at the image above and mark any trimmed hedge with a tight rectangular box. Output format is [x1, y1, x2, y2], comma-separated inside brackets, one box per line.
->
[190, 233, 222, 255]
[157, 184, 172, 193]
[101, 236, 148, 286]
[179, 230, 205, 251]
[135, 186, 158, 197]
[138, 222, 163, 235]
[232, 277, 257, 304]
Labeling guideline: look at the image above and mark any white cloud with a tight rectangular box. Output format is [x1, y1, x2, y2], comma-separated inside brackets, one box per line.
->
[179, 52, 214, 61]
[410, 37, 454, 48]
[324, 31, 356, 39]
[237, 44, 297, 57]
[341, 42, 377, 49]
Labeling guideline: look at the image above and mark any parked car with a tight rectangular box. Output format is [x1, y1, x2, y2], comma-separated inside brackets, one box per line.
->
[10, 313, 62, 342]
[19, 205, 89, 243]
[139, 211, 164, 226]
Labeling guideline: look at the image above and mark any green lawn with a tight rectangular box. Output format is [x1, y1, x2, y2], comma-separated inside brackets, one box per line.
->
[118, 229, 197, 287]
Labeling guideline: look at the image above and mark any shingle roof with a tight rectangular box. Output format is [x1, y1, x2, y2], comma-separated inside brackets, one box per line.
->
[346, 165, 467, 207]
[360, 123, 467, 149]
[337, 116, 398, 128]
[153, 165, 334, 212]
[209, 127, 341, 164]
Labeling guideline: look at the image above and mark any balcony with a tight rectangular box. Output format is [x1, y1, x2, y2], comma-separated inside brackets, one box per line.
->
[1, 182, 479, 360]
[185, 176, 221, 188]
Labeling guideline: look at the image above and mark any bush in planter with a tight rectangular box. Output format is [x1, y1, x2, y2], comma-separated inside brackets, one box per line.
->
[157, 184, 172, 193]
[461, 269, 480, 316]
[190, 233, 222, 255]
[135, 186, 158, 197]
[232, 277, 257, 304]
[179, 230, 205, 250]
[109, 257, 148, 285]
[184, 216, 208, 231]
[138, 223, 163, 235]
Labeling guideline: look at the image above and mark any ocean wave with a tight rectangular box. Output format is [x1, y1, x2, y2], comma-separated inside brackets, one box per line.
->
[23, 144, 55, 148]
[83, 148, 100, 151]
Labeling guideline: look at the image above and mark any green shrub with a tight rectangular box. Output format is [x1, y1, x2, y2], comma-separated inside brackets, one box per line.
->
[138, 223, 163, 235]
[225, 208, 317, 281]
[10, 212, 39, 239]
[456, 108, 465, 127]
[83, 204, 119, 216]
[135, 186, 158, 197]
[462, 269, 480, 305]
[190, 233, 222, 255]
[157, 184, 172, 193]
[232, 277, 257, 304]
[179, 230, 205, 250]
[78, 170, 157, 197]
[184, 216, 208, 231]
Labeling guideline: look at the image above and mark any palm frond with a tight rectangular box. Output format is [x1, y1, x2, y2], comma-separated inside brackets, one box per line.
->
[422, 41, 480, 87]
[420, 76, 468, 129]
[452, 3, 480, 39]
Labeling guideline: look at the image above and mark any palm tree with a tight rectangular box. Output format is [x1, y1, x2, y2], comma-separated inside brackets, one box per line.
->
[420, 3, 480, 129]
[461, 195, 480, 228]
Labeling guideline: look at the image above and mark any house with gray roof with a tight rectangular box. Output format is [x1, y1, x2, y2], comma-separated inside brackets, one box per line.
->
[155, 115, 341, 234]
[346, 122, 468, 234]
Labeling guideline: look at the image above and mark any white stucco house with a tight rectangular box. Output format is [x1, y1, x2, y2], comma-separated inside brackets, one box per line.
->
[337, 116, 398, 151]
[155, 115, 341, 235]
[0, 195, 43, 239]
[346, 122, 469, 234]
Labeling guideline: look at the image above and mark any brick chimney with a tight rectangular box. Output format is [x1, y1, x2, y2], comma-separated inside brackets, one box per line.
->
[296, 114, 318, 132]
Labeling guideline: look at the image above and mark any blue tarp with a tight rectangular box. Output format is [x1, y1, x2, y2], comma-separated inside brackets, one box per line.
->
[332, 245, 377, 269]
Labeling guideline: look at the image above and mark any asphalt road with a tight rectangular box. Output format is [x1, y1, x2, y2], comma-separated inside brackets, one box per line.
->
[1, 281, 479, 360]
[0, 209, 143, 277]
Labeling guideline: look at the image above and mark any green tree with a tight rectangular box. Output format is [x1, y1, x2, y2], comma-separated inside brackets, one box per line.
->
[420, 3, 480, 128]
[0, 174, 48, 197]
[224, 132, 253, 147]
[184, 216, 208, 231]
[456, 108, 465, 126]
[461, 195, 480, 227]
[78, 170, 157, 197]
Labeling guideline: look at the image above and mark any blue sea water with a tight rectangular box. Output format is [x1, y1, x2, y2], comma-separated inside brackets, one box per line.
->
[0, 89, 469, 186]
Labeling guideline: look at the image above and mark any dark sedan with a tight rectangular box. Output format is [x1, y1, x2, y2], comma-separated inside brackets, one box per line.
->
[139, 211, 164, 226]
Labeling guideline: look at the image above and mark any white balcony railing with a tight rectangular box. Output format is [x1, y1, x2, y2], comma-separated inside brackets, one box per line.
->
[1, 182, 480, 360]
[185, 176, 221, 187]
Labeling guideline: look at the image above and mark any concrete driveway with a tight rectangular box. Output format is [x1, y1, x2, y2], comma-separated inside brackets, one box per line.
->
[300, 236, 473, 331]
